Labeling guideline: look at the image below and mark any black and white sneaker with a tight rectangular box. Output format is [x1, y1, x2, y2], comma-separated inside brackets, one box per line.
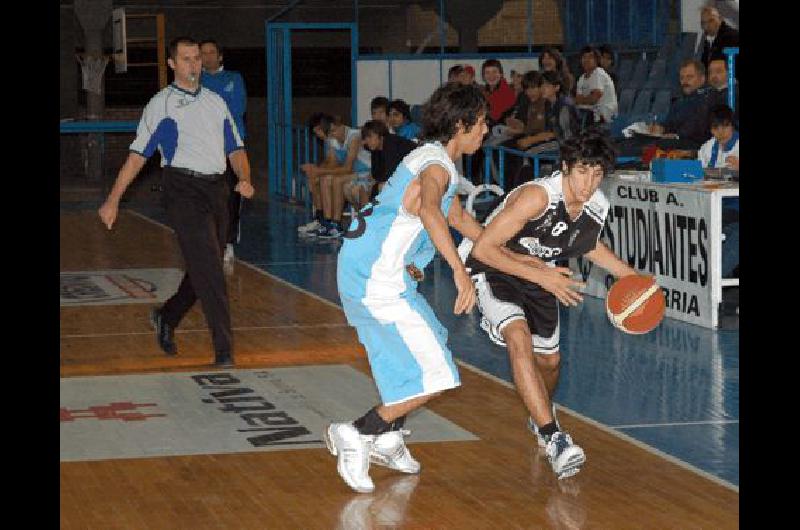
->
[545, 431, 585, 480]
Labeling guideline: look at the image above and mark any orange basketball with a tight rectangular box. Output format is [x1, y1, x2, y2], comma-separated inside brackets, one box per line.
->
[606, 275, 666, 334]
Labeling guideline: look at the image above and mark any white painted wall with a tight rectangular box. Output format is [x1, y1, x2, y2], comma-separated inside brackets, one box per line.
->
[681, 0, 706, 35]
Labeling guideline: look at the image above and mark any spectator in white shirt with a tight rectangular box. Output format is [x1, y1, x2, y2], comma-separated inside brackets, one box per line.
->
[574, 46, 618, 125]
[698, 104, 739, 170]
[698, 104, 739, 279]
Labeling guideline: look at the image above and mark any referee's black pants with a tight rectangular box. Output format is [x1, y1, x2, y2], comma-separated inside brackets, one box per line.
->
[160, 168, 232, 356]
[224, 162, 242, 245]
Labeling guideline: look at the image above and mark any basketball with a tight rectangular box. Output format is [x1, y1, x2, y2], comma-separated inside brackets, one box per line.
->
[606, 275, 666, 334]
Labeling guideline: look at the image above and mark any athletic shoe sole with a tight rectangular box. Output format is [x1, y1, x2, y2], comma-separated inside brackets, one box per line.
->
[323, 425, 338, 457]
[554, 447, 586, 480]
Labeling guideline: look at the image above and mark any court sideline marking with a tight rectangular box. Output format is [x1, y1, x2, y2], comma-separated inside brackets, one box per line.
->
[126, 209, 739, 493]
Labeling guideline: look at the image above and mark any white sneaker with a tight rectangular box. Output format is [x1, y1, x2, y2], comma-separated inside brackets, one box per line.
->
[301, 225, 326, 238]
[324, 423, 375, 493]
[545, 431, 586, 480]
[369, 429, 421, 474]
[298, 219, 322, 233]
[317, 226, 342, 239]
[527, 403, 560, 448]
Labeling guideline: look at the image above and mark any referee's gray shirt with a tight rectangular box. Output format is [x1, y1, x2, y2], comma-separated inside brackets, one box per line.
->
[130, 84, 244, 175]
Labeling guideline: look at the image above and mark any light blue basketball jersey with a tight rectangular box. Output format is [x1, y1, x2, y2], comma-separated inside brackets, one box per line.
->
[327, 126, 371, 176]
[337, 142, 458, 323]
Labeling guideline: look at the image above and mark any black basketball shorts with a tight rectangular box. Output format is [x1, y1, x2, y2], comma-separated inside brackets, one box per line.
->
[472, 271, 560, 354]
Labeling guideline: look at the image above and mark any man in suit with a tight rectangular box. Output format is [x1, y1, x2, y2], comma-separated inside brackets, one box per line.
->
[699, 6, 739, 73]
[706, 57, 739, 127]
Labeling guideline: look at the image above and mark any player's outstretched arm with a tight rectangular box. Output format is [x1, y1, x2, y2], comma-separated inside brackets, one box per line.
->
[585, 241, 637, 279]
[471, 186, 585, 306]
[447, 197, 483, 241]
[98, 152, 148, 230]
[418, 165, 475, 314]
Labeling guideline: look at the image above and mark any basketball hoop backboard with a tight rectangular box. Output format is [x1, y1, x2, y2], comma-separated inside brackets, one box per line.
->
[112, 7, 127, 73]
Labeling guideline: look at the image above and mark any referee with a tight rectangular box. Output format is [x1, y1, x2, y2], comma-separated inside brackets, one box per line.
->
[98, 36, 254, 367]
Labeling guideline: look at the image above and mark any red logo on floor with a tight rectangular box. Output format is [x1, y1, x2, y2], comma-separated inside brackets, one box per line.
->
[60, 402, 166, 422]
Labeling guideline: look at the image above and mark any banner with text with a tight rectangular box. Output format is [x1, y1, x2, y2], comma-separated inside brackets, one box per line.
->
[570, 179, 716, 328]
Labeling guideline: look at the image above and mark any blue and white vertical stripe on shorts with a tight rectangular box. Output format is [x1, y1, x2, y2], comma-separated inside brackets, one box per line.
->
[337, 142, 461, 405]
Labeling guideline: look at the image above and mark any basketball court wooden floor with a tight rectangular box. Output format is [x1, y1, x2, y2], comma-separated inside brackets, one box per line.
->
[61, 207, 738, 529]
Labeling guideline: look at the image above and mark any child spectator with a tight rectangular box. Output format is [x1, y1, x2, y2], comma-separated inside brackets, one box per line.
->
[388, 99, 422, 141]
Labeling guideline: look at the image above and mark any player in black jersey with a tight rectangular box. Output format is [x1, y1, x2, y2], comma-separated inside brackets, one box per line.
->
[460, 130, 637, 479]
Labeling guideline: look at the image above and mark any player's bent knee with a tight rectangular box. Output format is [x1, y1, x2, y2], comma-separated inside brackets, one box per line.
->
[503, 322, 533, 359]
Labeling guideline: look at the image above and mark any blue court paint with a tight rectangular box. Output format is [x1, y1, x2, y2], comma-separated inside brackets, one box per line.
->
[131, 198, 739, 486]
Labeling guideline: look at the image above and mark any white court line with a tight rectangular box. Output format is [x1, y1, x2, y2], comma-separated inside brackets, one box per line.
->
[62, 323, 350, 339]
[612, 420, 739, 429]
[126, 208, 740, 494]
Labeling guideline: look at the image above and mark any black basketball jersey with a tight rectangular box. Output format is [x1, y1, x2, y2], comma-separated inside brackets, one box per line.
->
[466, 171, 609, 274]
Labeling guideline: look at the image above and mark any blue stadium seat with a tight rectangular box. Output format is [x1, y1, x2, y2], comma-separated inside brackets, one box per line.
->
[617, 88, 636, 116]
[630, 89, 654, 119]
[657, 33, 679, 61]
[650, 89, 672, 120]
[680, 32, 698, 60]
[616, 58, 634, 86]
[626, 59, 649, 90]
[643, 59, 667, 89]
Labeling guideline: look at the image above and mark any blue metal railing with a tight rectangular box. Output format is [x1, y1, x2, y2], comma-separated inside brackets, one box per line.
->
[60, 121, 139, 182]
[276, 123, 321, 208]
[723, 47, 739, 110]
[274, 129, 643, 211]
[59, 120, 137, 134]
[478, 145, 561, 189]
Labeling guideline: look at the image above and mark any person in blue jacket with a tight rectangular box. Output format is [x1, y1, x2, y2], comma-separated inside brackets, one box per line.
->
[388, 99, 422, 141]
[200, 39, 247, 270]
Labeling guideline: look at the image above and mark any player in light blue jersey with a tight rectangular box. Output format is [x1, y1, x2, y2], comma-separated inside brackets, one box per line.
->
[325, 83, 542, 493]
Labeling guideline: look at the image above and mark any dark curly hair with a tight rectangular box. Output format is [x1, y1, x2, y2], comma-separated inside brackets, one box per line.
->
[308, 112, 338, 137]
[559, 128, 617, 174]
[361, 119, 389, 139]
[419, 82, 489, 144]
[389, 99, 412, 123]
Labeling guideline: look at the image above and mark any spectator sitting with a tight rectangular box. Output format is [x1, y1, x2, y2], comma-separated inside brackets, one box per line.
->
[699, 5, 739, 74]
[501, 71, 548, 188]
[370, 96, 391, 128]
[360, 120, 417, 203]
[511, 71, 581, 183]
[388, 99, 422, 141]
[698, 104, 739, 170]
[481, 59, 517, 126]
[706, 56, 739, 127]
[697, 104, 738, 279]
[299, 113, 371, 239]
[538, 46, 575, 96]
[647, 59, 711, 150]
[574, 45, 618, 126]
[459, 64, 476, 86]
[448, 64, 465, 83]
[598, 44, 618, 88]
